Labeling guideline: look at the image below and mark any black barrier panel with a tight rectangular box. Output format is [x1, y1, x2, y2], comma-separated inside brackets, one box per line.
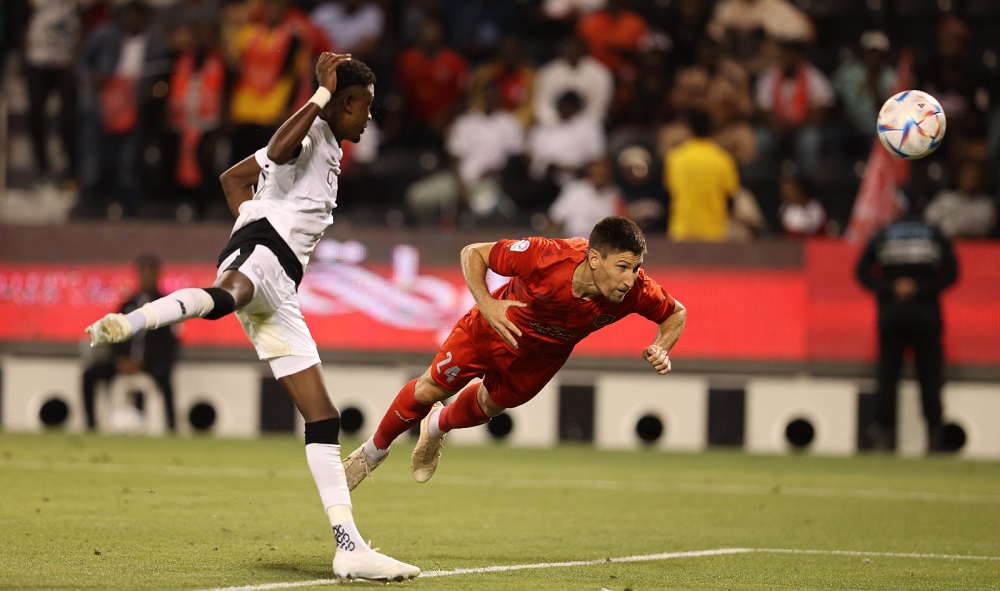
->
[558, 385, 594, 442]
[707, 388, 745, 447]
[259, 377, 296, 433]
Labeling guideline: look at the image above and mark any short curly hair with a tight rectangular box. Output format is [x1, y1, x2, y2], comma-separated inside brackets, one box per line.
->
[333, 59, 376, 97]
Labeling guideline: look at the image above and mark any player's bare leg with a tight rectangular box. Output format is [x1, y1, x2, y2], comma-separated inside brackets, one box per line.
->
[280, 365, 419, 581]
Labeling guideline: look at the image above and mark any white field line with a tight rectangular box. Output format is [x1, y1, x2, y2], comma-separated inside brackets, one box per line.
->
[4, 459, 1000, 505]
[191, 547, 1000, 591]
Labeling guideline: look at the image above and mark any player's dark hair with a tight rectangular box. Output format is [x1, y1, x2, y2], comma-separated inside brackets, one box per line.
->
[333, 60, 376, 97]
[588, 216, 647, 257]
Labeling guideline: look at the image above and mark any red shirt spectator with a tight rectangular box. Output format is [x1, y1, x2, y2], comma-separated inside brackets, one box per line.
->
[576, 0, 648, 74]
[395, 19, 469, 125]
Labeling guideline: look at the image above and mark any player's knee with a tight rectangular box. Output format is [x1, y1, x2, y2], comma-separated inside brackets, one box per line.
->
[478, 388, 505, 416]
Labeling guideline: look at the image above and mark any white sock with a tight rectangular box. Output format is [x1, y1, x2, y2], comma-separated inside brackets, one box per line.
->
[125, 288, 216, 332]
[327, 506, 369, 553]
[362, 438, 389, 463]
[305, 443, 369, 553]
[427, 407, 445, 439]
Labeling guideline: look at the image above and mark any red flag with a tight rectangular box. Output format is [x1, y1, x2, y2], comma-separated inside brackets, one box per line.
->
[845, 49, 915, 243]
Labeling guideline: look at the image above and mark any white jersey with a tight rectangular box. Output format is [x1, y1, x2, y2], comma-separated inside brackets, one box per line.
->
[231, 119, 342, 272]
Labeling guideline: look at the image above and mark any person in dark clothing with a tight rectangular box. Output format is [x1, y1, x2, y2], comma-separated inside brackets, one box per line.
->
[855, 207, 959, 453]
[82, 255, 178, 431]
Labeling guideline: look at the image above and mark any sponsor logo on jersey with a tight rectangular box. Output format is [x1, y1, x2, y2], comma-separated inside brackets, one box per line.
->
[529, 320, 577, 341]
[593, 314, 616, 328]
[509, 239, 530, 252]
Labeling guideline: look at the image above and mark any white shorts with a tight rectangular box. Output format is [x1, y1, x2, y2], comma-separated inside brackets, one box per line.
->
[218, 245, 320, 378]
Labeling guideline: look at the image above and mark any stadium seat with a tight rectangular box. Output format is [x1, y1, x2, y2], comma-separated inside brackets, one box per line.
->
[745, 377, 859, 455]
[100, 372, 167, 436]
[0, 355, 86, 432]
[593, 373, 709, 451]
[896, 380, 1000, 459]
[941, 382, 1000, 460]
[172, 362, 261, 437]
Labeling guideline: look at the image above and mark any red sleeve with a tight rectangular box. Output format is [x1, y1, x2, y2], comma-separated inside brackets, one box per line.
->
[633, 270, 676, 324]
[488, 237, 549, 279]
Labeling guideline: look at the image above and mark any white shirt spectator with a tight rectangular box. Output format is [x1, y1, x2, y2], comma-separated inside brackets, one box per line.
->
[542, 0, 607, 19]
[446, 111, 524, 184]
[26, 0, 81, 68]
[549, 179, 622, 238]
[708, 0, 813, 42]
[527, 115, 606, 182]
[311, 1, 384, 53]
[533, 54, 613, 125]
[924, 190, 997, 239]
[779, 199, 826, 235]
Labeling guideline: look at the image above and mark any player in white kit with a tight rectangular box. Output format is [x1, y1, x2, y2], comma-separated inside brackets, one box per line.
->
[84, 53, 420, 582]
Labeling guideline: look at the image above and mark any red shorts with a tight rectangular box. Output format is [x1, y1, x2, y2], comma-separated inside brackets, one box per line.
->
[429, 314, 571, 409]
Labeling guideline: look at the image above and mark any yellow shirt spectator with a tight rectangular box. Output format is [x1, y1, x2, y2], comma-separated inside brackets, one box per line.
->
[664, 137, 739, 241]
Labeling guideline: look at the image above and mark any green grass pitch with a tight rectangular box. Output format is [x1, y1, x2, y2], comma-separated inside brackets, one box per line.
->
[2, 431, 998, 590]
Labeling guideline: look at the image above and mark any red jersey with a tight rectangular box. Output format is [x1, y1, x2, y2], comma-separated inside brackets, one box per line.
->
[473, 236, 676, 356]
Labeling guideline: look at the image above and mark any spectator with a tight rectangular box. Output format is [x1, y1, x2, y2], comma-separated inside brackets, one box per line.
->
[164, 18, 228, 219]
[310, 0, 384, 58]
[225, 0, 332, 164]
[576, 0, 648, 77]
[467, 35, 536, 128]
[916, 15, 993, 156]
[707, 0, 813, 76]
[548, 158, 624, 237]
[609, 47, 672, 129]
[541, 0, 606, 22]
[23, 0, 81, 190]
[393, 17, 468, 148]
[155, 0, 222, 53]
[405, 82, 523, 225]
[924, 160, 998, 239]
[395, 0, 443, 47]
[533, 35, 613, 127]
[753, 37, 834, 176]
[663, 110, 739, 242]
[525, 90, 606, 189]
[660, 37, 756, 166]
[662, 0, 712, 68]
[778, 172, 826, 236]
[82, 255, 179, 432]
[74, 0, 171, 218]
[616, 144, 668, 233]
[856, 204, 960, 453]
[442, 0, 517, 66]
[832, 30, 896, 158]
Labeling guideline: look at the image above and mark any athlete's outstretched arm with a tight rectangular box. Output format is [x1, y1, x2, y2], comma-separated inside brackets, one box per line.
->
[643, 298, 686, 374]
[267, 52, 352, 164]
[460, 242, 526, 349]
[219, 155, 263, 218]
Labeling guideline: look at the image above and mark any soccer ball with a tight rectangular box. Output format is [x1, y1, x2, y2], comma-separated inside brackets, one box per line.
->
[876, 90, 947, 159]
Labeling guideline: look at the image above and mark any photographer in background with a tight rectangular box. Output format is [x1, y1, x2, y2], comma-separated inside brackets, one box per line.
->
[82, 255, 178, 432]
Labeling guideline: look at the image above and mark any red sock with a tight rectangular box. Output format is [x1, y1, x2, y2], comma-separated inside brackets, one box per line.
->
[372, 379, 431, 450]
[439, 382, 491, 432]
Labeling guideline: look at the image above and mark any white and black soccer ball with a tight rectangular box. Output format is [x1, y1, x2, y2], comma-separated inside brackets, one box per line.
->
[876, 90, 947, 160]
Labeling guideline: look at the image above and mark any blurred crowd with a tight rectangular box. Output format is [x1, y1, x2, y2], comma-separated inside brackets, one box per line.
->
[2, 0, 999, 240]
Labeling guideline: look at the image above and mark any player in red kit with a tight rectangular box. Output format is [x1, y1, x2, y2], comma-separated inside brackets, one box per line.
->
[344, 216, 686, 488]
